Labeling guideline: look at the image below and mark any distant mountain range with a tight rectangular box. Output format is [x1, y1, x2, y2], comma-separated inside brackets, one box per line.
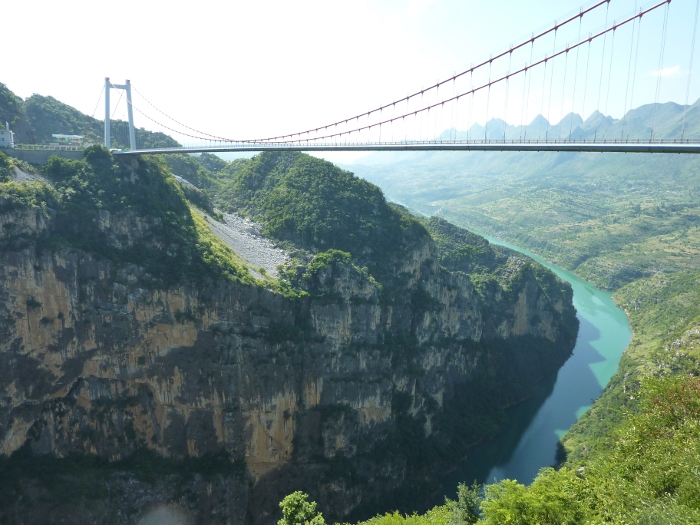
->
[437, 99, 700, 144]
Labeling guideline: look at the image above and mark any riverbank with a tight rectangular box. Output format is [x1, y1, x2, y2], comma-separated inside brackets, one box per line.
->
[436, 230, 631, 501]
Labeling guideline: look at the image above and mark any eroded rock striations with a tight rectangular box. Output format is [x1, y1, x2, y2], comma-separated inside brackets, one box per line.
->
[0, 151, 577, 525]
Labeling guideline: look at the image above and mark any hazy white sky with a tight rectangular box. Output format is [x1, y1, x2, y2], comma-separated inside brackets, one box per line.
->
[4, 0, 699, 161]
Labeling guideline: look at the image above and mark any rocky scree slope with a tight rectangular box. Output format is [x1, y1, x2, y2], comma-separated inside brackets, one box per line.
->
[0, 149, 577, 525]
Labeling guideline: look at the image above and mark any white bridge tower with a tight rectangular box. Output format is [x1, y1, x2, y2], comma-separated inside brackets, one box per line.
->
[104, 78, 136, 150]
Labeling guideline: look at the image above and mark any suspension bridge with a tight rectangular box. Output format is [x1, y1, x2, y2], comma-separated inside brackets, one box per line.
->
[99, 0, 700, 156]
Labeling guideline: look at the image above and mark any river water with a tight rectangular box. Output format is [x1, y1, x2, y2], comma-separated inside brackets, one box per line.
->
[440, 233, 632, 497]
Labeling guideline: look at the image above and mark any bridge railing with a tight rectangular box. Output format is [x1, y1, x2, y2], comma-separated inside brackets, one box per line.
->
[13, 143, 85, 152]
[148, 137, 700, 149]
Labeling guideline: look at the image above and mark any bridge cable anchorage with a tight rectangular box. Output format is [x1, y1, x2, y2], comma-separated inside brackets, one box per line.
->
[651, 0, 671, 141]
[602, 23, 617, 140]
[258, 0, 670, 148]
[682, 0, 700, 140]
[594, 1, 611, 141]
[622, 6, 639, 141]
[253, 0, 611, 143]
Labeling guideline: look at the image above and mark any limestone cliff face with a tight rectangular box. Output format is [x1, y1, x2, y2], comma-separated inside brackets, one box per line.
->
[0, 206, 577, 524]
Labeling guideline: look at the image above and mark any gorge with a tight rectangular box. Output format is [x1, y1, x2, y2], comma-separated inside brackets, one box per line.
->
[0, 147, 579, 524]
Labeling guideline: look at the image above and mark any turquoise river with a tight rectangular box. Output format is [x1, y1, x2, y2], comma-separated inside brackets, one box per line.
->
[440, 233, 632, 496]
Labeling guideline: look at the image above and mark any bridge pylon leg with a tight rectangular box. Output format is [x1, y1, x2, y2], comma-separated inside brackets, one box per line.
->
[104, 77, 111, 149]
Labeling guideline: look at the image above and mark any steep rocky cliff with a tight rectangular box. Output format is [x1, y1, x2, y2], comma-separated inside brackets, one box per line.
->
[0, 149, 577, 524]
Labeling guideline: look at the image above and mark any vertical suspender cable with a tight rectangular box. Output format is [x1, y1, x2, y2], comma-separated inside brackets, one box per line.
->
[539, 55, 549, 140]
[546, 28, 558, 140]
[580, 37, 592, 139]
[569, 13, 583, 140]
[594, 2, 611, 140]
[523, 37, 535, 140]
[559, 46, 570, 140]
[622, 5, 639, 141]
[405, 94, 409, 143]
[421, 88, 425, 142]
[468, 67, 474, 141]
[435, 80, 440, 140]
[682, 0, 700, 140]
[520, 64, 528, 140]
[602, 25, 617, 140]
[450, 73, 459, 140]
[485, 59, 493, 141]
[504, 49, 512, 141]
[651, 1, 670, 141]
[628, 13, 642, 141]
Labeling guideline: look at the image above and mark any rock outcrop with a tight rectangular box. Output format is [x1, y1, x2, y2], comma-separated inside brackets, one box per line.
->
[0, 153, 577, 524]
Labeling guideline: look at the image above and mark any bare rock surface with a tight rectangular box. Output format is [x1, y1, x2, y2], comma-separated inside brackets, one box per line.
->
[201, 212, 289, 277]
[11, 166, 50, 184]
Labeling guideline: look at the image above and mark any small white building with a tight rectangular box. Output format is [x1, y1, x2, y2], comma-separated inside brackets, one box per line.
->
[0, 125, 14, 149]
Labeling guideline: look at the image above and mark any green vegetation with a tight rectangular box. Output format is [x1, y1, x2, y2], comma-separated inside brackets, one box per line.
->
[563, 269, 700, 463]
[279, 491, 326, 525]
[0, 150, 13, 181]
[211, 151, 428, 284]
[0, 146, 254, 287]
[281, 483, 478, 525]
[353, 151, 700, 291]
[473, 373, 700, 524]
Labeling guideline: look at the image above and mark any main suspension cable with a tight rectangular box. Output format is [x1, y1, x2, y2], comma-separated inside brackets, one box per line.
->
[252, 0, 612, 143]
[262, 0, 669, 146]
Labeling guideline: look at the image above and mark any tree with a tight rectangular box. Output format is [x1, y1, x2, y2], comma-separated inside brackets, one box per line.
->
[449, 482, 482, 525]
[278, 491, 326, 525]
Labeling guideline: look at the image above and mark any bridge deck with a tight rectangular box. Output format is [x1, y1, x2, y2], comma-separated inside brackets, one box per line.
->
[114, 141, 700, 155]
